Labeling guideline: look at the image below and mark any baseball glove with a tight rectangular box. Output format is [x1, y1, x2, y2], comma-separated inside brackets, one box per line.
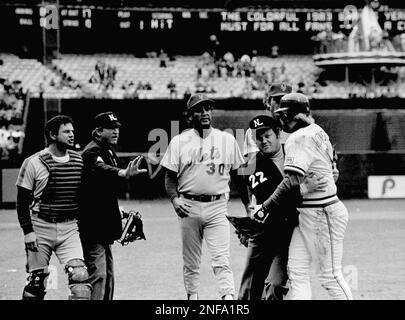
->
[117, 210, 146, 246]
[226, 215, 264, 247]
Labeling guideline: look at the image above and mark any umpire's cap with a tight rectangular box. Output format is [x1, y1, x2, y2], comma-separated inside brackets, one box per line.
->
[187, 93, 214, 111]
[249, 115, 281, 132]
[94, 112, 121, 128]
[275, 93, 310, 117]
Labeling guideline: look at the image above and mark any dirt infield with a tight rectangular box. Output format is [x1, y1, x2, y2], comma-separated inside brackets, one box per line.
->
[1, 198, 404, 300]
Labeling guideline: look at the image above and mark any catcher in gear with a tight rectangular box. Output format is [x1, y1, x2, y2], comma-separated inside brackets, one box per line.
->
[16, 115, 91, 300]
[231, 115, 326, 300]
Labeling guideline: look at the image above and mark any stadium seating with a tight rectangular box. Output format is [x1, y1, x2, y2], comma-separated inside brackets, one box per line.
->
[1, 52, 404, 100]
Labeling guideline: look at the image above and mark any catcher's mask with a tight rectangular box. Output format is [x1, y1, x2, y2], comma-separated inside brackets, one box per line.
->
[117, 210, 146, 246]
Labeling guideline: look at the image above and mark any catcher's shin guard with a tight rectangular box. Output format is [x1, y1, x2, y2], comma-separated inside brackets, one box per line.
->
[65, 259, 92, 300]
[22, 268, 50, 300]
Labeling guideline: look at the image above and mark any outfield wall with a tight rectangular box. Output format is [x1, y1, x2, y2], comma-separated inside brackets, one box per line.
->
[2, 98, 405, 206]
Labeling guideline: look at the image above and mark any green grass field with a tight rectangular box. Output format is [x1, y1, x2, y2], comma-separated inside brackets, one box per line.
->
[1, 198, 404, 300]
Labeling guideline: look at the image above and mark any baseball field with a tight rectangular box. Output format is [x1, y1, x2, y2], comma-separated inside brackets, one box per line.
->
[1, 198, 404, 300]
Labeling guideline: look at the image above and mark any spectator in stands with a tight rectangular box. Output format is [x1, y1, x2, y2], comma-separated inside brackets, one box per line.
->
[297, 82, 306, 94]
[183, 87, 192, 102]
[159, 49, 168, 68]
[240, 54, 251, 77]
[271, 45, 279, 58]
[136, 81, 144, 91]
[95, 60, 106, 82]
[167, 79, 178, 99]
[144, 82, 152, 90]
[223, 52, 235, 78]
[251, 50, 258, 74]
[208, 34, 221, 61]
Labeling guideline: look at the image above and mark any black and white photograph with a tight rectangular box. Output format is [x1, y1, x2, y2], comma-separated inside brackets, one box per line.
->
[0, 0, 404, 310]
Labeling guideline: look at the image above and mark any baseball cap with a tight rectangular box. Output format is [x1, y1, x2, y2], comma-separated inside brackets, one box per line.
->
[187, 93, 214, 111]
[94, 112, 121, 129]
[249, 115, 280, 131]
[266, 83, 293, 97]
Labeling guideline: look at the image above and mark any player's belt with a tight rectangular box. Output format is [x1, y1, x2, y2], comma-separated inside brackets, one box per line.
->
[298, 195, 340, 208]
[34, 211, 77, 223]
[181, 193, 224, 202]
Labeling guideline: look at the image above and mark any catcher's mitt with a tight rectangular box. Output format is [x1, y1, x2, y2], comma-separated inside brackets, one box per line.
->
[117, 210, 146, 246]
[226, 215, 264, 247]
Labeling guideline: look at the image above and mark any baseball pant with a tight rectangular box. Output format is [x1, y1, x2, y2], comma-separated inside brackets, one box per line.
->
[179, 197, 234, 298]
[238, 225, 292, 300]
[81, 241, 114, 300]
[26, 214, 84, 272]
[287, 201, 353, 300]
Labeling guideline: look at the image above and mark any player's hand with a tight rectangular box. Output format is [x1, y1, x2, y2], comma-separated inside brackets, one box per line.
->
[244, 203, 252, 216]
[119, 206, 129, 219]
[250, 205, 269, 224]
[120, 155, 147, 178]
[245, 203, 261, 216]
[171, 197, 192, 218]
[24, 232, 38, 252]
[301, 172, 327, 195]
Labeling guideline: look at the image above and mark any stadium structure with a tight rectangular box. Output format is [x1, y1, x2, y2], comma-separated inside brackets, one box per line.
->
[1, 0, 405, 205]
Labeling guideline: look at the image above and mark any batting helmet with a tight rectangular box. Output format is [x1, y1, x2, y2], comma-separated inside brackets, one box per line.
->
[274, 93, 310, 119]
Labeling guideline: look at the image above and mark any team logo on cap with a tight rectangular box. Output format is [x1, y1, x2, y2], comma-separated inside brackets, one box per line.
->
[108, 113, 117, 121]
[253, 119, 263, 128]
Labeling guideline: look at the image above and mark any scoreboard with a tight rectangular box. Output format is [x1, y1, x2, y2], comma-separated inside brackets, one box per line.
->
[6, 5, 405, 33]
[2, 4, 405, 54]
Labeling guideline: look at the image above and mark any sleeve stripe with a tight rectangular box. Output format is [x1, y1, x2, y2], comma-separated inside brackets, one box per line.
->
[284, 165, 306, 176]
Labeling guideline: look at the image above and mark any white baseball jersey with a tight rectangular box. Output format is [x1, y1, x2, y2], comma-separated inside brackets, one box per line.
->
[160, 128, 245, 195]
[243, 127, 290, 156]
[284, 123, 338, 207]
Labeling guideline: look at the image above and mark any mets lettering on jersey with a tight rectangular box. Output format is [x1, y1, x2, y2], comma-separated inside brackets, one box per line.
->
[160, 128, 245, 195]
[284, 123, 338, 207]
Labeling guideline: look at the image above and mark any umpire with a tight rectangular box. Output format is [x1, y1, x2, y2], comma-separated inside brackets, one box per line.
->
[79, 111, 145, 300]
[238, 115, 325, 300]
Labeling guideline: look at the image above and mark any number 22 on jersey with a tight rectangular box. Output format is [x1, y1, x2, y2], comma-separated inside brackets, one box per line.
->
[249, 171, 268, 189]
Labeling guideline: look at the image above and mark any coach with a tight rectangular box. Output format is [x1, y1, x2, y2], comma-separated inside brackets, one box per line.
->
[78, 111, 145, 300]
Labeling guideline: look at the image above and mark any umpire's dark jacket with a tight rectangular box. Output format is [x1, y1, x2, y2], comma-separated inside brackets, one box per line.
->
[79, 139, 123, 244]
